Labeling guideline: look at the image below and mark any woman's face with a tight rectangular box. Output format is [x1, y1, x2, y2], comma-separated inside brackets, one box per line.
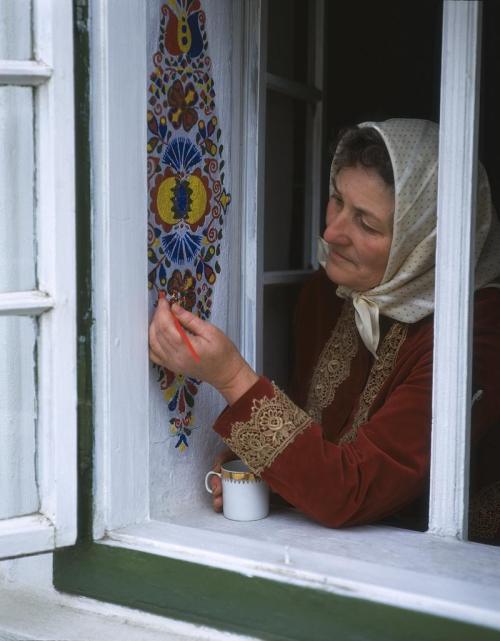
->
[323, 165, 394, 291]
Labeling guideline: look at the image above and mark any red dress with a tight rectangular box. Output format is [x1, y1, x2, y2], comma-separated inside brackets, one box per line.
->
[213, 269, 500, 542]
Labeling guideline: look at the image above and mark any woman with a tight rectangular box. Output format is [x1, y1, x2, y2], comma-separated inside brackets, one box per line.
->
[149, 119, 500, 541]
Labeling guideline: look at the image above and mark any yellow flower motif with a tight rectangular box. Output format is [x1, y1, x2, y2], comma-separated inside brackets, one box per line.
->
[220, 189, 231, 210]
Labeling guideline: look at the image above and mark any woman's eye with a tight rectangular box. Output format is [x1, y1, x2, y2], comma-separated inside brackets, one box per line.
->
[357, 214, 378, 234]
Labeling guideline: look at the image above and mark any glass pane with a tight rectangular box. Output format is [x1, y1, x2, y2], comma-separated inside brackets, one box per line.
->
[264, 91, 307, 271]
[0, 316, 38, 520]
[0, 0, 31, 59]
[267, 0, 309, 83]
[263, 283, 302, 391]
[0, 86, 36, 292]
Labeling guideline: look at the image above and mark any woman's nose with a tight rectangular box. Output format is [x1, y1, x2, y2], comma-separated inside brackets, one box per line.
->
[324, 210, 349, 244]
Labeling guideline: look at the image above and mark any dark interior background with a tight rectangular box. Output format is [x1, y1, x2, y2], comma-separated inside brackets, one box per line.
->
[323, 0, 500, 213]
[481, 0, 500, 208]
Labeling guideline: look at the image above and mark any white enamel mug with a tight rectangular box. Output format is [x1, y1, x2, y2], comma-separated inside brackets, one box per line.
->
[205, 459, 270, 521]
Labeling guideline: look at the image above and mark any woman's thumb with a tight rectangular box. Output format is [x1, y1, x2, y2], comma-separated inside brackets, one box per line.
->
[172, 304, 205, 335]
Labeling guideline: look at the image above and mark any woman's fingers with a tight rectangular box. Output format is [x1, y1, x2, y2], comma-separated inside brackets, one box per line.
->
[149, 348, 163, 366]
[155, 299, 183, 344]
[210, 452, 232, 514]
[172, 303, 207, 338]
[210, 475, 222, 495]
[210, 449, 238, 514]
[210, 474, 223, 513]
[149, 298, 191, 370]
[213, 495, 223, 512]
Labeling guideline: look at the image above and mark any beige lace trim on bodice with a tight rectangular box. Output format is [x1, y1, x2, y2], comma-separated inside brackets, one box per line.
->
[305, 301, 408, 442]
[305, 302, 358, 422]
[339, 321, 408, 444]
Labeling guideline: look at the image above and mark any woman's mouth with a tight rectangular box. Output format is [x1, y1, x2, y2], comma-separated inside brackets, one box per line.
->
[329, 248, 353, 264]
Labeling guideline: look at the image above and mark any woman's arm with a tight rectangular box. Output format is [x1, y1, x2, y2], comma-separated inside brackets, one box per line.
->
[212, 348, 434, 529]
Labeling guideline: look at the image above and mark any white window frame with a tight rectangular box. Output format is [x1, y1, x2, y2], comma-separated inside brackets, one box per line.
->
[429, 0, 482, 540]
[0, 0, 77, 558]
[91, 0, 500, 631]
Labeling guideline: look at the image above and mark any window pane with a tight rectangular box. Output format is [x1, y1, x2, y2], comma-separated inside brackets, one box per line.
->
[267, 0, 309, 83]
[0, 86, 36, 292]
[263, 283, 302, 390]
[0, 0, 31, 60]
[264, 91, 307, 271]
[0, 316, 38, 520]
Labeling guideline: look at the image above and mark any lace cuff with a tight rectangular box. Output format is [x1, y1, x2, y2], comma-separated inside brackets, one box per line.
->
[217, 379, 312, 475]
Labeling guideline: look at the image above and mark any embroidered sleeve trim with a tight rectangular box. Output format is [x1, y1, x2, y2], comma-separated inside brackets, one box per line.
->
[339, 321, 408, 445]
[223, 383, 313, 475]
[469, 480, 500, 541]
[305, 302, 358, 422]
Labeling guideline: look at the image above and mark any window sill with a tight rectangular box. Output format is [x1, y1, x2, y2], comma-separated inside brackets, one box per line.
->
[103, 505, 500, 631]
[0, 581, 260, 641]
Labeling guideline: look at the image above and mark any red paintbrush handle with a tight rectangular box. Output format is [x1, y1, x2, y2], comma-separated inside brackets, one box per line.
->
[172, 314, 201, 363]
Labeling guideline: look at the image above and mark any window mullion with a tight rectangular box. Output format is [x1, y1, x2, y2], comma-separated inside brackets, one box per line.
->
[0, 60, 52, 86]
[239, 0, 267, 372]
[0, 290, 54, 315]
[307, 0, 324, 270]
[265, 72, 321, 103]
[32, 0, 77, 546]
[429, 0, 482, 540]
[263, 269, 314, 286]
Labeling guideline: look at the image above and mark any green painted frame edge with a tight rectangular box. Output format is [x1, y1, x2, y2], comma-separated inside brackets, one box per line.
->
[72, 0, 94, 544]
[54, 543, 500, 641]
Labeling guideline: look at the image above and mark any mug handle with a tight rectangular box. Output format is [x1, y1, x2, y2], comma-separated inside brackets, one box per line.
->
[205, 470, 221, 494]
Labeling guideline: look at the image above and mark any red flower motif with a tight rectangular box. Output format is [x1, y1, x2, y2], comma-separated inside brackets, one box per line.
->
[167, 80, 198, 131]
[167, 269, 196, 311]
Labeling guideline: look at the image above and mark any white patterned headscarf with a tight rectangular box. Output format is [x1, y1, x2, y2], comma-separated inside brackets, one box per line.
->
[319, 118, 500, 356]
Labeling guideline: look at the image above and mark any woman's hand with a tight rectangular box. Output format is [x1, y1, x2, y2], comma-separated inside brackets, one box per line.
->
[209, 447, 236, 513]
[149, 297, 259, 405]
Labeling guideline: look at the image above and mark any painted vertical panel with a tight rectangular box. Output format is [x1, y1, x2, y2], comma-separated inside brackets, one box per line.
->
[429, 1, 482, 539]
[147, 0, 236, 519]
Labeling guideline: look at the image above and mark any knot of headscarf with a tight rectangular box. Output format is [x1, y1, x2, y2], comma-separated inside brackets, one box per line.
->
[345, 291, 380, 358]
[320, 118, 500, 356]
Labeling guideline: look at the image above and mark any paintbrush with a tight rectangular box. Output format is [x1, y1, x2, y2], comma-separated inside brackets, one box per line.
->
[158, 291, 201, 363]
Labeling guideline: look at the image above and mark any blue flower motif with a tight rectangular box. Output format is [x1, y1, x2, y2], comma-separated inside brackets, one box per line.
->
[162, 226, 201, 263]
[162, 137, 202, 173]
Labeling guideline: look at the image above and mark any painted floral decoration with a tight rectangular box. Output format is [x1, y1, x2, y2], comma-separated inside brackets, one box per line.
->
[148, 0, 231, 451]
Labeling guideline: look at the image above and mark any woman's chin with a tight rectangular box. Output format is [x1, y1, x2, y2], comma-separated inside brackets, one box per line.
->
[325, 261, 354, 289]
[325, 260, 380, 291]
